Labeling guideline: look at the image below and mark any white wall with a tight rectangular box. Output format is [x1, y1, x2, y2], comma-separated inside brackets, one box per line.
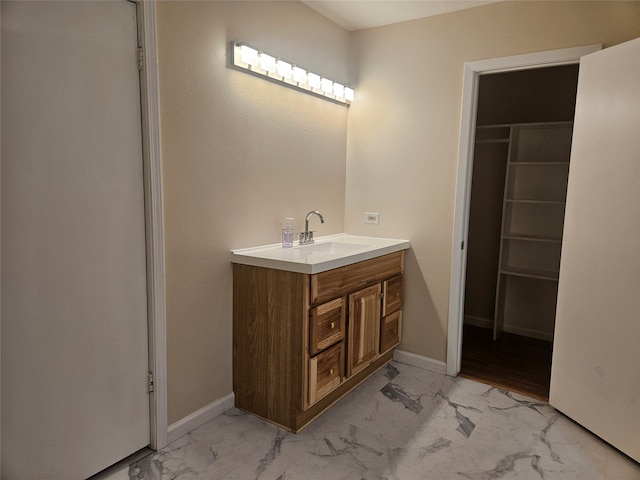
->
[345, 1, 640, 362]
[156, 1, 350, 424]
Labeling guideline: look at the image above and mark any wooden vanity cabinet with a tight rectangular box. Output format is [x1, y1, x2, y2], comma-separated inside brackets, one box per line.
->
[233, 250, 404, 432]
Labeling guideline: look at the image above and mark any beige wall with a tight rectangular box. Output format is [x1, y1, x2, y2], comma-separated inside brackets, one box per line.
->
[156, 1, 350, 424]
[345, 1, 640, 362]
[158, 0, 640, 425]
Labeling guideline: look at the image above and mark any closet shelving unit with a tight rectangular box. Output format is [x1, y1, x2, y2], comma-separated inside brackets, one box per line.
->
[476, 122, 573, 340]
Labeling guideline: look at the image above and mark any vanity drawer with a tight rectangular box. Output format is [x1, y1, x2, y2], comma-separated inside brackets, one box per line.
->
[383, 275, 403, 316]
[311, 251, 404, 305]
[309, 342, 343, 405]
[310, 298, 345, 356]
[380, 310, 402, 354]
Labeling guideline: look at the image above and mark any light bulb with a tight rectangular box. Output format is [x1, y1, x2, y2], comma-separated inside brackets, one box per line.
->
[259, 53, 276, 73]
[321, 78, 333, 94]
[344, 87, 355, 102]
[239, 45, 259, 67]
[277, 60, 292, 79]
[293, 66, 307, 84]
[307, 72, 321, 89]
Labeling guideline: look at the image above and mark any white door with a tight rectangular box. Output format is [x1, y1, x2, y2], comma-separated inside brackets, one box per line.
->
[550, 37, 640, 462]
[2, 1, 150, 478]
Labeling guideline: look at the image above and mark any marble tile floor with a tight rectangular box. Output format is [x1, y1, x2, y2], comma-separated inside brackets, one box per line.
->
[117, 361, 638, 480]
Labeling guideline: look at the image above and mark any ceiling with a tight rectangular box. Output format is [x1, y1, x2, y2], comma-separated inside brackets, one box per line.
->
[301, 0, 501, 31]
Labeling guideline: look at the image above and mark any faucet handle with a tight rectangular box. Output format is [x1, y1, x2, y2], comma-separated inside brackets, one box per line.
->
[299, 231, 315, 245]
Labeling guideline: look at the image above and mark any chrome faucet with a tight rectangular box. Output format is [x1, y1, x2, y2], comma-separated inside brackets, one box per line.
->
[300, 210, 324, 245]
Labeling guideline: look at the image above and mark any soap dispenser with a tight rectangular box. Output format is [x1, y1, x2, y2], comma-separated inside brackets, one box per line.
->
[282, 217, 294, 248]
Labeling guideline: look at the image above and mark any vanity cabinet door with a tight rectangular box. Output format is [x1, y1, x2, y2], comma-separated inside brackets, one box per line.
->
[380, 275, 403, 353]
[310, 298, 345, 356]
[347, 283, 381, 377]
[380, 310, 402, 354]
[382, 275, 403, 316]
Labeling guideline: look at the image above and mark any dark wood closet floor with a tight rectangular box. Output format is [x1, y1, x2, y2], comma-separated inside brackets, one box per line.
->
[459, 324, 553, 401]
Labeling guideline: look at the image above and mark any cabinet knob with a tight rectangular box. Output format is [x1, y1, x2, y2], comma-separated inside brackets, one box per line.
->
[329, 368, 335, 375]
[330, 322, 335, 329]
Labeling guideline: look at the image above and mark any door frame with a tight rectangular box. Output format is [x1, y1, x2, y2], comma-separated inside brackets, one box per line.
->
[137, 1, 168, 450]
[446, 44, 601, 376]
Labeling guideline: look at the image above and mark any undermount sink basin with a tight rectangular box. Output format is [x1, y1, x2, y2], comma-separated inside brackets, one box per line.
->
[230, 234, 411, 274]
[295, 241, 369, 255]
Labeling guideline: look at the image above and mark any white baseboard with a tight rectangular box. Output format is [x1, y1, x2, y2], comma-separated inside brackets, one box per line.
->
[503, 325, 553, 342]
[393, 349, 446, 374]
[464, 315, 493, 329]
[167, 392, 235, 444]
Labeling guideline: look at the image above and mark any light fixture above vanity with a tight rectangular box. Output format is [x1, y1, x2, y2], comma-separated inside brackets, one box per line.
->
[231, 42, 355, 105]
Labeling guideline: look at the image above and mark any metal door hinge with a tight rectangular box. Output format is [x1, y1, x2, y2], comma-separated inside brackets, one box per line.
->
[138, 47, 144, 71]
[148, 372, 154, 392]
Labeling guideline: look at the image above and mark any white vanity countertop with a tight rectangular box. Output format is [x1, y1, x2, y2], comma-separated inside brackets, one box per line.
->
[230, 234, 410, 274]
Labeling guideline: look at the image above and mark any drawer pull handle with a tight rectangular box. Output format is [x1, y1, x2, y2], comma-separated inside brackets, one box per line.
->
[329, 368, 335, 375]
[330, 322, 335, 329]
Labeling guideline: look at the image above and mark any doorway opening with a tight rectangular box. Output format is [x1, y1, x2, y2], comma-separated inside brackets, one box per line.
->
[458, 65, 578, 400]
